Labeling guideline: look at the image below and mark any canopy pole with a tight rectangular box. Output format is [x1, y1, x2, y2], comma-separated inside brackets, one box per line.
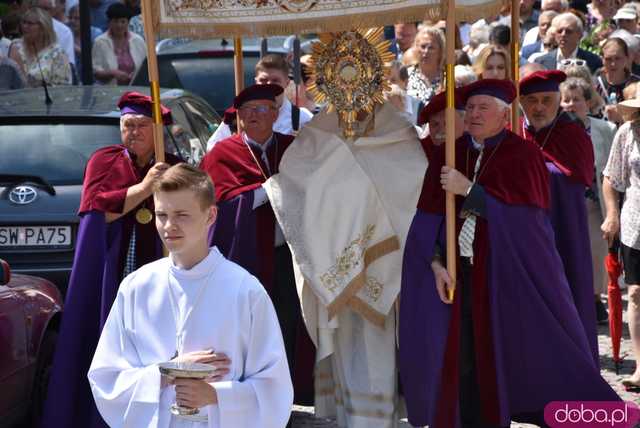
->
[234, 38, 245, 95]
[141, 0, 164, 163]
[511, 0, 520, 133]
[445, 0, 457, 301]
[234, 38, 245, 133]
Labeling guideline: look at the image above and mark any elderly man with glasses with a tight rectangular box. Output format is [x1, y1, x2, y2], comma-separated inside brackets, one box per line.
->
[200, 84, 315, 414]
[519, 70, 601, 367]
[534, 12, 603, 73]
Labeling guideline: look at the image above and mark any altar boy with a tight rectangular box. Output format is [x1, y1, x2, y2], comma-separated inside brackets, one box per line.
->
[88, 163, 293, 428]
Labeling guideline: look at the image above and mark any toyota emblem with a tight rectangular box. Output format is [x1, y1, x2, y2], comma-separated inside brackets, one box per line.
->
[9, 186, 38, 205]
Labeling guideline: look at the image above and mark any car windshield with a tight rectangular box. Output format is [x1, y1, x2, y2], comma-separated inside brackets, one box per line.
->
[0, 124, 121, 185]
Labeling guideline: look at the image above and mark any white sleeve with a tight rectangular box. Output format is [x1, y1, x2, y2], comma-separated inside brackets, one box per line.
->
[207, 123, 232, 152]
[211, 283, 293, 428]
[252, 186, 269, 209]
[88, 284, 163, 428]
[59, 23, 75, 65]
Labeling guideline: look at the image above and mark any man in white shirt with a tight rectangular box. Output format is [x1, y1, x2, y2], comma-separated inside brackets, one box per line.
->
[522, 0, 569, 46]
[206, 54, 312, 151]
[88, 163, 293, 428]
[34, 0, 75, 65]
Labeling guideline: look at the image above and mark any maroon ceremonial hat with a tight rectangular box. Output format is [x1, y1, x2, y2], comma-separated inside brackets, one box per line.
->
[233, 84, 283, 109]
[223, 106, 237, 125]
[418, 89, 465, 126]
[519, 70, 566, 96]
[117, 91, 173, 125]
[462, 78, 517, 104]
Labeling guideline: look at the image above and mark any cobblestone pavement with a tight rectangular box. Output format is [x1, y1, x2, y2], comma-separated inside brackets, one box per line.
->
[292, 293, 640, 428]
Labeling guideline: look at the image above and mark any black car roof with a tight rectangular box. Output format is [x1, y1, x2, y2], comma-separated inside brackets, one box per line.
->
[0, 86, 189, 118]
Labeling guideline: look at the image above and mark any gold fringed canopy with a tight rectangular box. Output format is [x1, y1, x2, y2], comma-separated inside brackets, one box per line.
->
[150, 0, 508, 39]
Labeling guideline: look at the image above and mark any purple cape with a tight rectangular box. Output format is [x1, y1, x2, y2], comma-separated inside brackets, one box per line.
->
[547, 163, 598, 366]
[42, 212, 163, 428]
[399, 197, 619, 428]
[209, 191, 316, 404]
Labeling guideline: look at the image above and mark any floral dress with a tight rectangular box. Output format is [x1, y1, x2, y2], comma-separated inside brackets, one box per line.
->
[604, 120, 640, 250]
[406, 65, 442, 105]
[13, 39, 72, 87]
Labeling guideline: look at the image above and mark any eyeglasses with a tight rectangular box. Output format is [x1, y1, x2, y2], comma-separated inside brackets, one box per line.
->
[239, 105, 275, 114]
[21, 20, 40, 26]
[559, 58, 587, 68]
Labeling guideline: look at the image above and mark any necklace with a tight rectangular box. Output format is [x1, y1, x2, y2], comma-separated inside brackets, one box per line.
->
[166, 254, 220, 361]
[465, 137, 504, 184]
[522, 114, 560, 152]
[243, 134, 279, 180]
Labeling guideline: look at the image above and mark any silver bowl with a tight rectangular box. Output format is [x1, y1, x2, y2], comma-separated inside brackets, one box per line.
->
[158, 362, 216, 417]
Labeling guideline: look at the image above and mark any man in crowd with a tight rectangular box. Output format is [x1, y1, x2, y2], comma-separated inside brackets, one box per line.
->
[200, 84, 314, 408]
[391, 22, 418, 60]
[400, 78, 618, 428]
[519, 0, 540, 41]
[519, 70, 599, 365]
[522, 0, 569, 46]
[534, 12, 603, 73]
[521, 10, 558, 61]
[42, 93, 180, 428]
[264, 95, 425, 426]
[88, 163, 293, 428]
[206, 53, 313, 151]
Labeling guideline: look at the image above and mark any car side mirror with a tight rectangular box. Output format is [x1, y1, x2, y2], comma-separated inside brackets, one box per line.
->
[0, 259, 10, 286]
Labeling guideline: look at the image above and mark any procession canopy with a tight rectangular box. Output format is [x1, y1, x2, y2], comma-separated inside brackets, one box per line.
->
[150, 0, 508, 39]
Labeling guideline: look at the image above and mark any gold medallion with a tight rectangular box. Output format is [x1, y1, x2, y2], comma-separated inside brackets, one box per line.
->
[135, 207, 153, 224]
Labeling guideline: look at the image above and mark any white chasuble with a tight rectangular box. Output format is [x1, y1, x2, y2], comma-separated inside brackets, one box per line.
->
[88, 247, 293, 428]
[264, 103, 425, 427]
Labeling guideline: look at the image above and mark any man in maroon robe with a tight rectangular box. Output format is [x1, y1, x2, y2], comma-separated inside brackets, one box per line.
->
[200, 84, 314, 407]
[400, 79, 618, 428]
[42, 92, 181, 428]
[519, 70, 599, 366]
[417, 89, 466, 164]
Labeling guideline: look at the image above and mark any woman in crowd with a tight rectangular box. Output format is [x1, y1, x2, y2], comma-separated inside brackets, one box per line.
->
[595, 37, 640, 122]
[561, 77, 617, 324]
[406, 25, 445, 104]
[8, 7, 72, 87]
[92, 2, 145, 85]
[602, 98, 640, 391]
[563, 63, 606, 116]
[472, 44, 511, 80]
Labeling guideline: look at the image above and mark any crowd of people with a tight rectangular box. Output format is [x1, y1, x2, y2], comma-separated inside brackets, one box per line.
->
[2, 0, 640, 427]
[0, 0, 143, 89]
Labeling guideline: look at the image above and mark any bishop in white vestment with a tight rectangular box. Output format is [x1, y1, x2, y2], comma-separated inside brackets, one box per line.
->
[88, 247, 293, 428]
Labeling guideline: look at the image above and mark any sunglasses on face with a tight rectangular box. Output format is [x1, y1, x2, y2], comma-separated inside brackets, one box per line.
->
[559, 58, 586, 68]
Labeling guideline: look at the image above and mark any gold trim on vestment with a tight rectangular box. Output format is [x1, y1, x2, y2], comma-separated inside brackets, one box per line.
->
[348, 296, 387, 327]
[326, 236, 399, 325]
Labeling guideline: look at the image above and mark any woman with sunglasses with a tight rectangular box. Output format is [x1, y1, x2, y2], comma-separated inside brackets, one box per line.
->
[595, 37, 640, 123]
[7, 6, 72, 87]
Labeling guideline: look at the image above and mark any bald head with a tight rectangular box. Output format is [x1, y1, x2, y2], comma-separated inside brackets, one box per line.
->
[520, 62, 545, 79]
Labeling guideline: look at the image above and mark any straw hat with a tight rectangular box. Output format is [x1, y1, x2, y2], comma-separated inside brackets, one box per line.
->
[617, 97, 640, 121]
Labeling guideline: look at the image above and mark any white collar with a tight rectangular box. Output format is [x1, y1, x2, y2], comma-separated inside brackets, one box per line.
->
[242, 131, 274, 153]
[557, 47, 579, 61]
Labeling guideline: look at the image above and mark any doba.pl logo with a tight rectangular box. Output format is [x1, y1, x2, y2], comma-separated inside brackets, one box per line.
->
[544, 401, 640, 427]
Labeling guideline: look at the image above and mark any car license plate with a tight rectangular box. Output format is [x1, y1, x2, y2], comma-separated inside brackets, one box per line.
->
[0, 226, 72, 248]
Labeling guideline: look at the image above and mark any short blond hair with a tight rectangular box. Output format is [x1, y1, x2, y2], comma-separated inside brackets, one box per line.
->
[153, 163, 216, 208]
